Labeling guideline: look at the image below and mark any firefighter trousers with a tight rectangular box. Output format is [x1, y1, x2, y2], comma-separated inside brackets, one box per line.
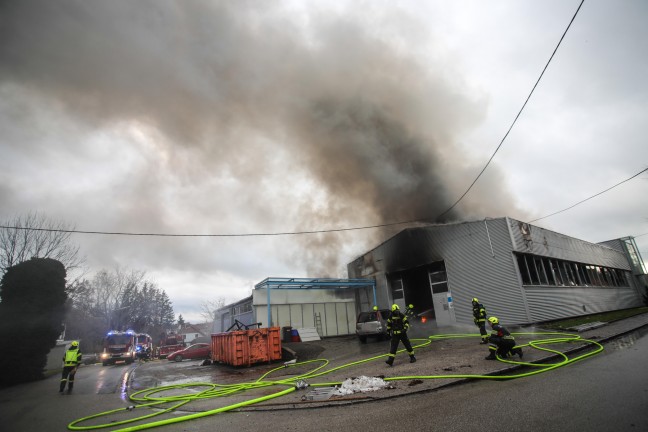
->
[60, 366, 77, 392]
[388, 332, 414, 358]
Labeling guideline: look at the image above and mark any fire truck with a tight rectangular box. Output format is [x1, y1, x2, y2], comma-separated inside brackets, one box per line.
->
[157, 331, 186, 359]
[135, 333, 153, 360]
[100, 330, 137, 366]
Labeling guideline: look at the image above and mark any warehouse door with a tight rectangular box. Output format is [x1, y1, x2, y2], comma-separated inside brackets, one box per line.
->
[429, 261, 455, 327]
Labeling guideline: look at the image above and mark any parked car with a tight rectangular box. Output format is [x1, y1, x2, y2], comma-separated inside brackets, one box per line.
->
[355, 309, 391, 343]
[167, 343, 211, 362]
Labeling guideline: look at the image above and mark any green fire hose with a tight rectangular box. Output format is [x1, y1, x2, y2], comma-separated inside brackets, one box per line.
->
[68, 331, 603, 431]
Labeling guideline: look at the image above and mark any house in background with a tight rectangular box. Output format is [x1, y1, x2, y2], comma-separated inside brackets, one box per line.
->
[178, 323, 210, 344]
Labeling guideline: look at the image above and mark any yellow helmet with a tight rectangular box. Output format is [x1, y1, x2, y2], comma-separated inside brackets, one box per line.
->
[488, 317, 499, 325]
[71, 341, 79, 347]
[472, 298, 479, 303]
[391, 304, 400, 311]
[372, 306, 378, 311]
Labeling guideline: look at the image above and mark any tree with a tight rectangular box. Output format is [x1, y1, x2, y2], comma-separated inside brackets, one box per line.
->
[177, 314, 185, 327]
[63, 268, 176, 350]
[199, 297, 226, 323]
[0, 212, 85, 275]
[0, 258, 67, 386]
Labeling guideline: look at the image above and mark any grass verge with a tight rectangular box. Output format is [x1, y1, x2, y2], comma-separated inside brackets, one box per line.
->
[542, 306, 648, 330]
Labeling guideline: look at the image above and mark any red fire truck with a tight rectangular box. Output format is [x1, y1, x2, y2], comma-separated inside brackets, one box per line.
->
[100, 330, 137, 366]
[135, 333, 153, 360]
[157, 331, 186, 359]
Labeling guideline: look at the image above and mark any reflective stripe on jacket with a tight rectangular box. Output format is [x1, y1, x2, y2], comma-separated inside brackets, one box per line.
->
[473, 303, 487, 322]
[387, 311, 409, 334]
[64, 349, 82, 367]
[490, 324, 514, 341]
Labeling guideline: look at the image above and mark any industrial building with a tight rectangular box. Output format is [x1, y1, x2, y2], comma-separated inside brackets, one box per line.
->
[348, 217, 646, 326]
[213, 217, 647, 335]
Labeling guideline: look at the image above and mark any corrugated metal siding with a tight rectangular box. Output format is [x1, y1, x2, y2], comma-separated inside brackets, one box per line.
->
[509, 218, 630, 269]
[597, 239, 624, 252]
[524, 286, 641, 322]
[349, 218, 529, 325]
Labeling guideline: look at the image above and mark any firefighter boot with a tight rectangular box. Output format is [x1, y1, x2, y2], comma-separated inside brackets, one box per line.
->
[409, 355, 416, 363]
[385, 357, 394, 367]
[514, 348, 523, 359]
[485, 352, 497, 360]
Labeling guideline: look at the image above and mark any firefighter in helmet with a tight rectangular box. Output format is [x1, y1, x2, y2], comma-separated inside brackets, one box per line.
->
[385, 304, 416, 366]
[485, 317, 523, 360]
[472, 297, 488, 344]
[60, 341, 83, 393]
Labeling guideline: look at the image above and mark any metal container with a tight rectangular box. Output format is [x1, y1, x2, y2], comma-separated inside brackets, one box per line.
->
[211, 327, 282, 367]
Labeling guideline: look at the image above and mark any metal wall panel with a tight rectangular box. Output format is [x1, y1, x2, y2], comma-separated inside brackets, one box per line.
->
[508, 218, 631, 269]
[524, 286, 641, 322]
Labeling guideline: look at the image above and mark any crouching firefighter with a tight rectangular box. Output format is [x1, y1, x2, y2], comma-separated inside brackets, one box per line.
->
[385, 304, 416, 366]
[60, 341, 82, 393]
[485, 317, 522, 360]
[472, 297, 488, 344]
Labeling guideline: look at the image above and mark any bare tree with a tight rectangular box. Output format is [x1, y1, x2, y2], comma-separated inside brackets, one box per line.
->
[0, 212, 85, 274]
[91, 267, 145, 330]
[199, 297, 226, 324]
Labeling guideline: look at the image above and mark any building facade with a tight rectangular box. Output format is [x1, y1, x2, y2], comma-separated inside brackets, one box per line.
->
[347, 217, 645, 326]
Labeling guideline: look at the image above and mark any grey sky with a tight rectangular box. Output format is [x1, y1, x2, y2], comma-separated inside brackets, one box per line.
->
[1, 0, 646, 322]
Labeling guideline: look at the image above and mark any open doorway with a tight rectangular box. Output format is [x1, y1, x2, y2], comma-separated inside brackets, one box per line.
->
[387, 261, 454, 327]
[387, 264, 435, 319]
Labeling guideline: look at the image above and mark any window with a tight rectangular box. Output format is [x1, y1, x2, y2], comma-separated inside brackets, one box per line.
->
[514, 253, 631, 288]
[550, 259, 564, 285]
[390, 278, 404, 300]
[517, 255, 531, 284]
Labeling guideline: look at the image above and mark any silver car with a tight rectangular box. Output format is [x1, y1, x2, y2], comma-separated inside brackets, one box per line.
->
[355, 309, 391, 343]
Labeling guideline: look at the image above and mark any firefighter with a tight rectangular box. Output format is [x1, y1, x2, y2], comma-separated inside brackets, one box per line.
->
[385, 304, 416, 366]
[60, 341, 83, 393]
[472, 297, 489, 344]
[405, 304, 415, 318]
[485, 317, 523, 360]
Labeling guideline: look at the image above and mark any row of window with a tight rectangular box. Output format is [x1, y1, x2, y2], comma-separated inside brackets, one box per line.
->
[516, 253, 630, 288]
[233, 303, 252, 315]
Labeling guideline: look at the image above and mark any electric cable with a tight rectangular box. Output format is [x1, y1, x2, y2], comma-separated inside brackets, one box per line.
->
[529, 167, 648, 223]
[68, 331, 603, 431]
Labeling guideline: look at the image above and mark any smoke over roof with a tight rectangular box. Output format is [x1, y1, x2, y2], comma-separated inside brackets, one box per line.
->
[0, 1, 522, 276]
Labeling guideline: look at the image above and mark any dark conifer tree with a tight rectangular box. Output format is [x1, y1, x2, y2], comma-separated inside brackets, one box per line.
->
[0, 258, 67, 386]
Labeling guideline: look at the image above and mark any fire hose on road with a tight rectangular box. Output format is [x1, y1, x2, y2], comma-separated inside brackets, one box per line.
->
[68, 332, 604, 431]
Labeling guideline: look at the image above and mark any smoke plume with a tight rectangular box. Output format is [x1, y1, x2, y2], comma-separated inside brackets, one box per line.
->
[0, 1, 523, 275]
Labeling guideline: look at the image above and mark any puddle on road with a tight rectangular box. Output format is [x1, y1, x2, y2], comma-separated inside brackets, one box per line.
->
[159, 375, 214, 387]
[606, 327, 648, 351]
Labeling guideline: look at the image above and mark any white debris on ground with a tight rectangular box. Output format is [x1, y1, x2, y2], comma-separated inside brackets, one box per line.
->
[335, 376, 389, 395]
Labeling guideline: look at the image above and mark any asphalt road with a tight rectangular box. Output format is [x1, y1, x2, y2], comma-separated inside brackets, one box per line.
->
[0, 361, 137, 431]
[158, 330, 648, 432]
[2, 330, 647, 431]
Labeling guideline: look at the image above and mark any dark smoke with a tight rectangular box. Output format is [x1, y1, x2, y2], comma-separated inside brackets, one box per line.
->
[0, 1, 523, 275]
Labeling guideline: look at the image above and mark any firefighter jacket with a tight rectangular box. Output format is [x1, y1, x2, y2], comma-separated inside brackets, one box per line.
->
[387, 310, 410, 335]
[63, 348, 82, 367]
[472, 303, 486, 324]
[489, 324, 514, 345]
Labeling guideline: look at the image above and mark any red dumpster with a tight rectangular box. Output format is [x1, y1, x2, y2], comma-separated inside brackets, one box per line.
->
[211, 327, 282, 367]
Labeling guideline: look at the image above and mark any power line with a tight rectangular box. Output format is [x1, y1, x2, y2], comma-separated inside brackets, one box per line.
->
[3, 165, 643, 238]
[0, 219, 418, 238]
[529, 167, 648, 223]
[436, 0, 585, 220]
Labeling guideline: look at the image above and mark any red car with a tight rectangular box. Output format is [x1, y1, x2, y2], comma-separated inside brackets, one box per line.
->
[167, 343, 211, 362]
